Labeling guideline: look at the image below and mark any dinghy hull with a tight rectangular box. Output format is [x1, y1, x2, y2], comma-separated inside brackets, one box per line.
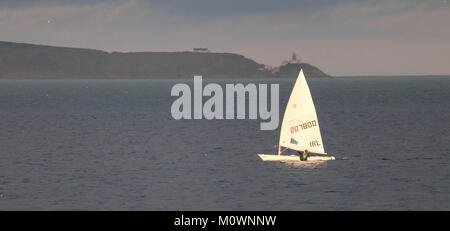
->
[257, 154, 335, 162]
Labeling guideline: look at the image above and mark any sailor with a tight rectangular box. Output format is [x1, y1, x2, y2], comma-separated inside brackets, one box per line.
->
[298, 149, 310, 161]
[297, 150, 307, 161]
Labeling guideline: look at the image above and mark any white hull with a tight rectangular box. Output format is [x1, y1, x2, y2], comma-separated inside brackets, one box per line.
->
[257, 154, 335, 162]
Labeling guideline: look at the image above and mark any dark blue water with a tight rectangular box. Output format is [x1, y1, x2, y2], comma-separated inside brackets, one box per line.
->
[0, 77, 449, 210]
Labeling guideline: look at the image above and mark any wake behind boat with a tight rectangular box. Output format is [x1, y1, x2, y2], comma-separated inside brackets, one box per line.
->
[258, 69, 335, 162]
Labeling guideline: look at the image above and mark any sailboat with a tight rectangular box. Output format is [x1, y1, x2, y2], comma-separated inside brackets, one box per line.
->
[258, 69, 335, 162]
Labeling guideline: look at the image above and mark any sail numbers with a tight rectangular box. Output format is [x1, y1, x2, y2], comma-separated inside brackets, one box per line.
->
[309, 140, 321, 147]
[289, 120, 317, 134]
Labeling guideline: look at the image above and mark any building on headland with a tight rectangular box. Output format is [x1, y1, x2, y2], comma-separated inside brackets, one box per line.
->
[281, 52, 302, 65]
[193, 48, 210, 53]
[263, 52, 304, 75]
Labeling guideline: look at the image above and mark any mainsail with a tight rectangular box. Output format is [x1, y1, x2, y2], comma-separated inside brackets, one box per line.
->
[278, 69, 326, 155]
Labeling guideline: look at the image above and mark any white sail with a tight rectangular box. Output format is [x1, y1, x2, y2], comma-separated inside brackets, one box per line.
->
[278, 69, 326, 155]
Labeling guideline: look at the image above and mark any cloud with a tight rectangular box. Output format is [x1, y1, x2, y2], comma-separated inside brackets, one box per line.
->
[371, 2, 450, 36]
[0, 0, 122, 9]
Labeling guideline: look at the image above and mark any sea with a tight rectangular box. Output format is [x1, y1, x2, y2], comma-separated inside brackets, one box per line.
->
[0, 76, 449, 210]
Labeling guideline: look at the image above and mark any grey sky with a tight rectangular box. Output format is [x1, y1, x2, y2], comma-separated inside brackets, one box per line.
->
[1, 0, 449, 75]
